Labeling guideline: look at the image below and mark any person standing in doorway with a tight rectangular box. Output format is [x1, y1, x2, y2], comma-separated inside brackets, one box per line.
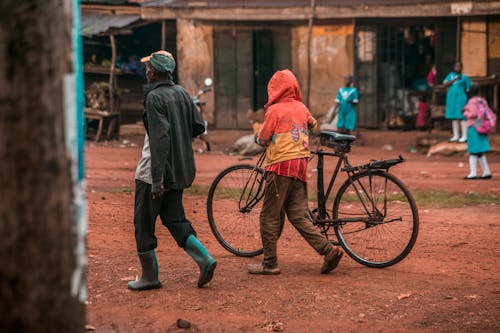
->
[128, 50, 217, 290]
[443, 61, 471, 143]
[334, 75, 359, 134]
[248, 69, 343, 275]
[462, 83, 492, 179]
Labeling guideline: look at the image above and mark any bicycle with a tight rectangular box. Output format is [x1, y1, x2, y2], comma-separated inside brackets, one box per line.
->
[206, 130, 419, 268]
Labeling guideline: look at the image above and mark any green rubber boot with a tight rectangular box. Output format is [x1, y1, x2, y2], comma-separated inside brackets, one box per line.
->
[184, 235, 217, 288]
[127, 250, 162, 291]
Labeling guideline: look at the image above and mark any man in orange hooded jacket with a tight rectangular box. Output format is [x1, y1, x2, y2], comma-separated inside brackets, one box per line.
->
[248, 70, 343, 275]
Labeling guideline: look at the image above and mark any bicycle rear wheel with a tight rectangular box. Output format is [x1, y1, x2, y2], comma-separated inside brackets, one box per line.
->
[333, 170, 419, 268]
[207, 164, 265, 257]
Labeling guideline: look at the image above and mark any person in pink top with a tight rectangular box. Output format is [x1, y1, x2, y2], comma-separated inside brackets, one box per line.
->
[462, 84, 492, 179]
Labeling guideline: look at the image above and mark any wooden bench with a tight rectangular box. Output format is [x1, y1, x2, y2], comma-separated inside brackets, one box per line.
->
[84, 108, 120, 142]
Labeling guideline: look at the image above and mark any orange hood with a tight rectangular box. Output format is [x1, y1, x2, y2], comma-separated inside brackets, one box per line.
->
[264, 70, 302, 109]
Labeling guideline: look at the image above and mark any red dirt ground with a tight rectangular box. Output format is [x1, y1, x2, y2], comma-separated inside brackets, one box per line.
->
[86, 129, 500, 332]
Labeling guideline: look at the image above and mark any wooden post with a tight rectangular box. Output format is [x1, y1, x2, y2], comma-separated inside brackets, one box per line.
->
[161, 20, 166, 50]
[0, 0, 85, 330]
[306, 0, 316, 108]
[109, 34, 116, 113]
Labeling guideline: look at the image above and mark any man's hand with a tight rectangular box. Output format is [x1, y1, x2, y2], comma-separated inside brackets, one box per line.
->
[151, 183, 165, 200]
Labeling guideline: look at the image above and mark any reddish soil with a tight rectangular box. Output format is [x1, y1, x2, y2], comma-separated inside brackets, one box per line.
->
[86, 129, 500, 332]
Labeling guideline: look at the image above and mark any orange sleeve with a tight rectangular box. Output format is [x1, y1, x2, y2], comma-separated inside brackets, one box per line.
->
[307, 112, 318, 132]
[257, 109, 278, 145]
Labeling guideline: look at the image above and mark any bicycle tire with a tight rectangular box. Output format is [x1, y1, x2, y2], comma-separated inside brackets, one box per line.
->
[332, 170, 419, 268]
[208, 164, 285, 257]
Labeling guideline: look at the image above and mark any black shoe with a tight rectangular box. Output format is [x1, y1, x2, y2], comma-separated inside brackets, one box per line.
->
[464, 175, 479, 180]
[480, 174, 492, 179]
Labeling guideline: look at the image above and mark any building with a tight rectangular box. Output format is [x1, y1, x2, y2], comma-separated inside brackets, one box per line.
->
[81, 0, 500, 130]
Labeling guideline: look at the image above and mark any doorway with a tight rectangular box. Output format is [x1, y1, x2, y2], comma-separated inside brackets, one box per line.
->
[214, 27, 291, 129]
[355, 19, 457, 129]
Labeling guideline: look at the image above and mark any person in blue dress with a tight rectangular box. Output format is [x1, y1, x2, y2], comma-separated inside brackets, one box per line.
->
[462, 84, 492, 179]
[334, 75, 359, 134]
[443, 61, 471, 142]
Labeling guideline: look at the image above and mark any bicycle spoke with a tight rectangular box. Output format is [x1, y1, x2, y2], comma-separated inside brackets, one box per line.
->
[334, 170, 418, 267]
[207, 165, 267, 257]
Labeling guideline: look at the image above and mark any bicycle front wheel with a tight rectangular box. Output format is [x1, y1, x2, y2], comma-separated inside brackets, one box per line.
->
[333, 170, 419, 268]
[207, 164, 265, 257]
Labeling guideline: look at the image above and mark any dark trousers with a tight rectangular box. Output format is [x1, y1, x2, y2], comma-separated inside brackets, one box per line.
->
[133, 180, 196, 253]
[260, 173, 331, 268]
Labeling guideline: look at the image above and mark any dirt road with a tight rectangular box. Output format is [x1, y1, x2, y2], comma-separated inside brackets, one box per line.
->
[86, 130, 500, 332]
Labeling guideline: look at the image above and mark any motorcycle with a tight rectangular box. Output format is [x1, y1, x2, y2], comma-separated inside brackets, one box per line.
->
[192, 77, 213, 152]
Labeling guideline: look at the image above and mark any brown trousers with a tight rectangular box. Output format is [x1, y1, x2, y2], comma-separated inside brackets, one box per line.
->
[260, 173, 332, 268]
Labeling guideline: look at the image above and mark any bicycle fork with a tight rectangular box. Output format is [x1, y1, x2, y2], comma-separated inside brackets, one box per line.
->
[346, 170, 387, 225]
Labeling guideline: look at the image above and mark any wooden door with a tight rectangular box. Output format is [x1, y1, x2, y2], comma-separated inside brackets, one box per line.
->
[214, 30, 253, 129]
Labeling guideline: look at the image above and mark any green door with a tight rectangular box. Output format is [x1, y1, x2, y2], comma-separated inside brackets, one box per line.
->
[254, 30, 274, 111]
[253, 29, 292, 110]
[214, 28, 291, 129]
[214, 30, 253, 129]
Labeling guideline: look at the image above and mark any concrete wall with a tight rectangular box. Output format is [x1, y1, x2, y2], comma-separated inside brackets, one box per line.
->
[461, 16, 487, 76]
[176, 19, 215, 124]
[291, 23, 354, 118]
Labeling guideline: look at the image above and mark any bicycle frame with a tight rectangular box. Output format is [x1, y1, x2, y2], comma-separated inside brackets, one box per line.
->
[237, 144, 405, 227]
[310, 149, 405, 228]
[311, 149, 343, 220]
[238, 153, 266, 213]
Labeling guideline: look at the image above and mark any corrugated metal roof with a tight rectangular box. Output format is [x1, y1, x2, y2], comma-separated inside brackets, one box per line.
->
[81, 13, 140, 36]
[141, 0, 490, 8]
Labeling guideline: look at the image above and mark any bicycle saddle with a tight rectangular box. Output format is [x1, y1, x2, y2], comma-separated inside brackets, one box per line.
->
[319, 131, 356, 142]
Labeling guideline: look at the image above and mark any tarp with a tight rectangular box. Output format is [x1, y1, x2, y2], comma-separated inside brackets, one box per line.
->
[81, 13, 140, 37]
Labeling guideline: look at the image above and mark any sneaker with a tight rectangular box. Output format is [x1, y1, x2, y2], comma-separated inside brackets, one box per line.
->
[458, 137, 467, 143]
[247, 264, 281, 275]
[464, 175, 478, 180]
[321, 247, 343, 274]
[480, 174, 492, 179]
[449, 137, 459, 143]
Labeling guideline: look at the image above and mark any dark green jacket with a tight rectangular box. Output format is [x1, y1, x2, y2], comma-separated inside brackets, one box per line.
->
[143, 80, 205, 193]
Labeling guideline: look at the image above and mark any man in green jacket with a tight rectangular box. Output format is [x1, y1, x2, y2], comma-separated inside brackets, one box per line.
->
[128, 51, 217, 290]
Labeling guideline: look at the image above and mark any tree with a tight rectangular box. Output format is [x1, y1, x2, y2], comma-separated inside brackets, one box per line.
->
[0, 1, 85, 331]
